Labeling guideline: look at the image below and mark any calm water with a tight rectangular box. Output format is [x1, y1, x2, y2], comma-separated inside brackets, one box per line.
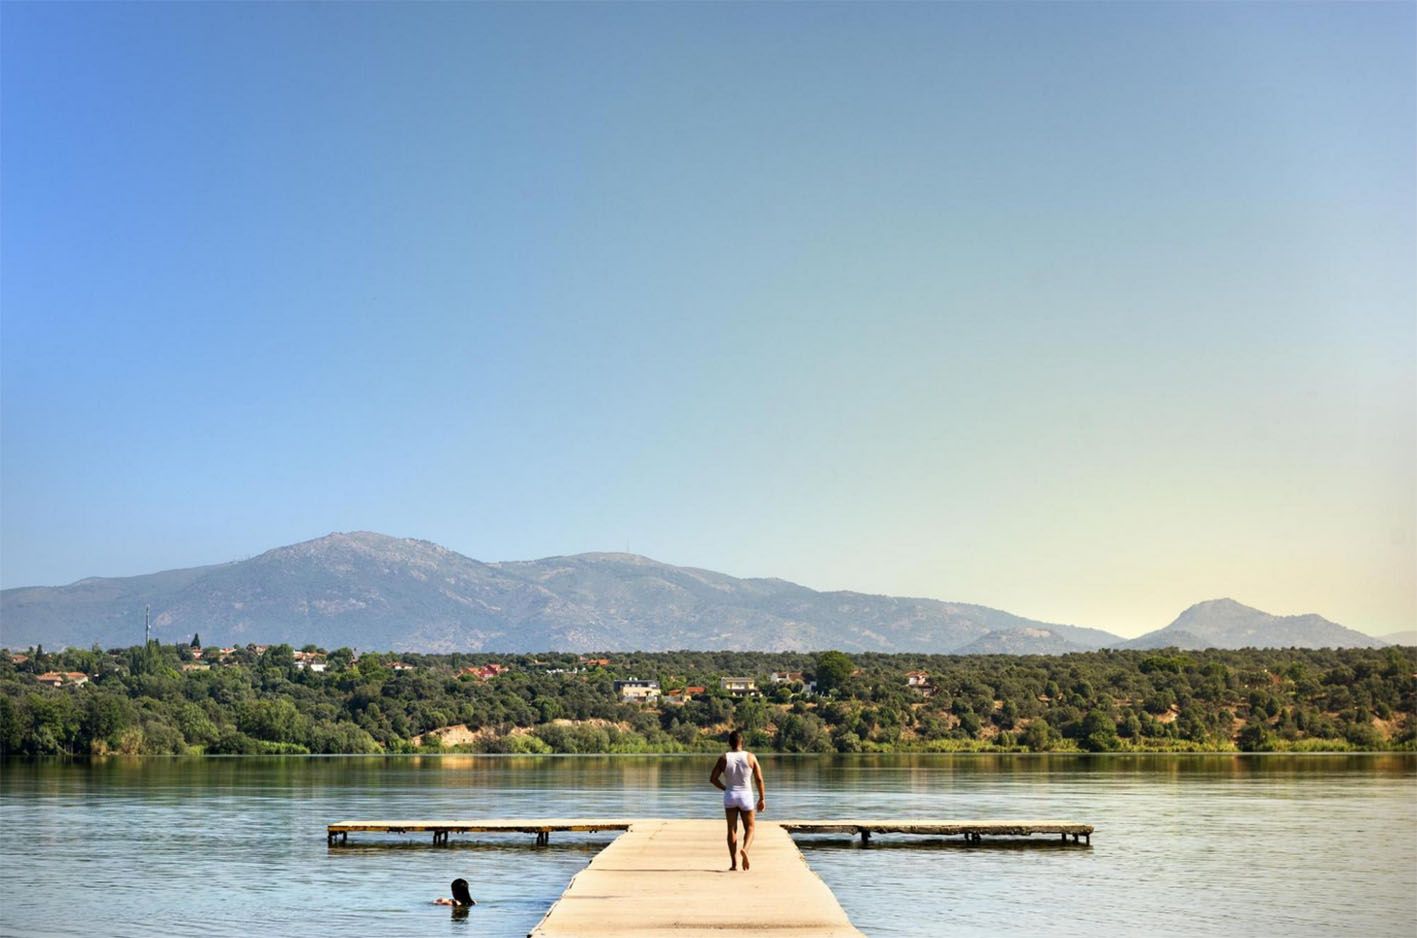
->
[1, 754, 1413, 937]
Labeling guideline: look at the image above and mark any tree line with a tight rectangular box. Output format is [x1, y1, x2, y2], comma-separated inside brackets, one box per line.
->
[0, 641, 1412, 756]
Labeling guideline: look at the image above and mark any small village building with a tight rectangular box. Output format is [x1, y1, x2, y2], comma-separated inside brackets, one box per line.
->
[35, 671, 88, 687]
[769, 672, 816, 695]
[294, 651, 327, 672]
[460, 663, 509, 681]
[905, 670, 930, 687]
[389, 661, 415, 672]
[719, 676, 760, 697]
[614, 679, 661, 703]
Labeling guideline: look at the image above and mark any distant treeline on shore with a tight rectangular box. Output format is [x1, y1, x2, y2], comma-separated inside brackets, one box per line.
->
[1, 641, 1412, 757]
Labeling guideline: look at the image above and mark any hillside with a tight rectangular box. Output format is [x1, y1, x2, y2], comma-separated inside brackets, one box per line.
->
[1118, 599, 1387, 650]
[2, 535, 1392, 654]
[1, 532, 1105, 654]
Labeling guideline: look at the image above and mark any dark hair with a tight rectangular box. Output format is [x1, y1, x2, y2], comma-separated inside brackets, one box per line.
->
[728, 729, 743, 749]
[450, 878, 474, 907]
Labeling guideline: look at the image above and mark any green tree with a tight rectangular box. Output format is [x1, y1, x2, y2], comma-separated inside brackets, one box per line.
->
[0, 696, 26, 753]
[1023, 718, 1053, 752]
[1236, 723, 1271, 751]
[815, 651, 854, 695]
[776, 712, 830, 752]
[1080, 709, 1120, 752]
[82, 693, 133, 751]
[830, 727, 863, 753]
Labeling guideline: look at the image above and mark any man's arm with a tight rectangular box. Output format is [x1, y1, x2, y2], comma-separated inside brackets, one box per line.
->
[710, 754, 727, 791]
[751, 755, 766, 812]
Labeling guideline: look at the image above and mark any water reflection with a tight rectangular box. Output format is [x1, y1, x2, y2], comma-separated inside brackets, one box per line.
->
[1, 753, 1412, 938]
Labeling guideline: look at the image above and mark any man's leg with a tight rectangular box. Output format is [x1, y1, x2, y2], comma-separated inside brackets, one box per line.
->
[740, 810, 755, 870]
[724, 807, 740, 870]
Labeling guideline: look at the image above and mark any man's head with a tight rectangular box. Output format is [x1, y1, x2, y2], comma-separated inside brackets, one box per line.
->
[728, 729, 743, 749]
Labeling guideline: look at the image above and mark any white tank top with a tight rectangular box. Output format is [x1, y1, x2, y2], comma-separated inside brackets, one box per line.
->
[723, 750, 753, 791]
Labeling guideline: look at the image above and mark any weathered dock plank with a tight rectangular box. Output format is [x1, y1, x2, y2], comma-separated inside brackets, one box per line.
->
[327, 816, 1095, 846]
[326, 818, 633, 846]
[328, 816, 1094, 933]
[778, 818, 1094, 844]
[529, 819, 865, 938]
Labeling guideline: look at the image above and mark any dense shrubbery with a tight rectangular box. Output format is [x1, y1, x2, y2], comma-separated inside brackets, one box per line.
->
[1, 642, 1412, 756]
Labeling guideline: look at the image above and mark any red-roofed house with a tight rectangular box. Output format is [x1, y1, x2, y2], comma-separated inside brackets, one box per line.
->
[459, 663, 509, 681]
[35, 671, 88, 687]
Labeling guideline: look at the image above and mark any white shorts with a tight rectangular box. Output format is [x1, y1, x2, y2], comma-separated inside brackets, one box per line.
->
[723, 788, 755, 812]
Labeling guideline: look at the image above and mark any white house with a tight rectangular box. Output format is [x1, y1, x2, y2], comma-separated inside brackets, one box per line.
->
[719, 676, 760, 697]
[614, 679, 661, 703]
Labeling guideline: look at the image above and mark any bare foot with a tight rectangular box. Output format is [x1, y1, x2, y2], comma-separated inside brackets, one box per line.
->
[740, 849, 750, 871]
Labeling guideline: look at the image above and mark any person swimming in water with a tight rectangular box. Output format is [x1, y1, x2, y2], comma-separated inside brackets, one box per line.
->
[710, 729, 766, 872]
[434, 878, 475, 907]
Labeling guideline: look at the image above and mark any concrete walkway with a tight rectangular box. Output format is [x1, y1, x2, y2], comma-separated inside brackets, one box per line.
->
[529, 819, 866, 938]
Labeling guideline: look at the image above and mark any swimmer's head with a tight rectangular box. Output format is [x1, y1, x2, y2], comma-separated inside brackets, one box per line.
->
[451, 878, 474, 907]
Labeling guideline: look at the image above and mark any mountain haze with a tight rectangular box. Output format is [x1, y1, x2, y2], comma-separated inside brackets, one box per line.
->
[956, 625, 1120, 656]
[1, 532, 1106, 654]
[1118, 598, 1387, 650]
[1, 534, 1390, 654]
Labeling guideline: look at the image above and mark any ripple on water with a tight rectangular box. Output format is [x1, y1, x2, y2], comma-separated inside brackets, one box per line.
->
[0, 754, 1413, 938]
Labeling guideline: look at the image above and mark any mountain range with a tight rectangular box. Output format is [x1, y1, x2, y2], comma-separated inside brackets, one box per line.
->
[0, 532, 1394, 654]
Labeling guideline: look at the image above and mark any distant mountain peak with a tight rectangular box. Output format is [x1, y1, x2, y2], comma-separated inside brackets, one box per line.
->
[1120, 598, 1382, 651]
[1185, 597, 1252, 612]
[0, 534, 1385, 654]
[0, 533, 1113, 654]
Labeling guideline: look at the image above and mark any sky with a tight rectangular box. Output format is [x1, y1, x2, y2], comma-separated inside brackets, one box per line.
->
[2, 2, 1413, 639]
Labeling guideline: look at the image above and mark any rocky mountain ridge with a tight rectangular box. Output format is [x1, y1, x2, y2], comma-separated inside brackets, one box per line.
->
[1119, 598, 1386, 650]
[0, 532, 1393, 653]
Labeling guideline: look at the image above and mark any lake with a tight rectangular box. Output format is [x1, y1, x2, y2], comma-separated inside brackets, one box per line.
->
[1, 754, 1413, 937]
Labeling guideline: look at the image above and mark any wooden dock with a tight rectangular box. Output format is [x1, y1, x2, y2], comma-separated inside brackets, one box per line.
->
[326, 816, 1093, 847]
[326, 818, 631, 846]
[328, 817, 1094, 935]
[530, 819, 865, 938]
[778, 818, 1093, 845]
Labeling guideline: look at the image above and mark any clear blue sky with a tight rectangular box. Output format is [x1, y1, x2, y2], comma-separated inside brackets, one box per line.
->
[3, 2, 1413, 638]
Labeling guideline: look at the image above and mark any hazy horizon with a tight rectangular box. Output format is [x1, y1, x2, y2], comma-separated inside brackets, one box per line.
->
[3, 3, 1413, 638]
[0, 528, 1400, 642]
